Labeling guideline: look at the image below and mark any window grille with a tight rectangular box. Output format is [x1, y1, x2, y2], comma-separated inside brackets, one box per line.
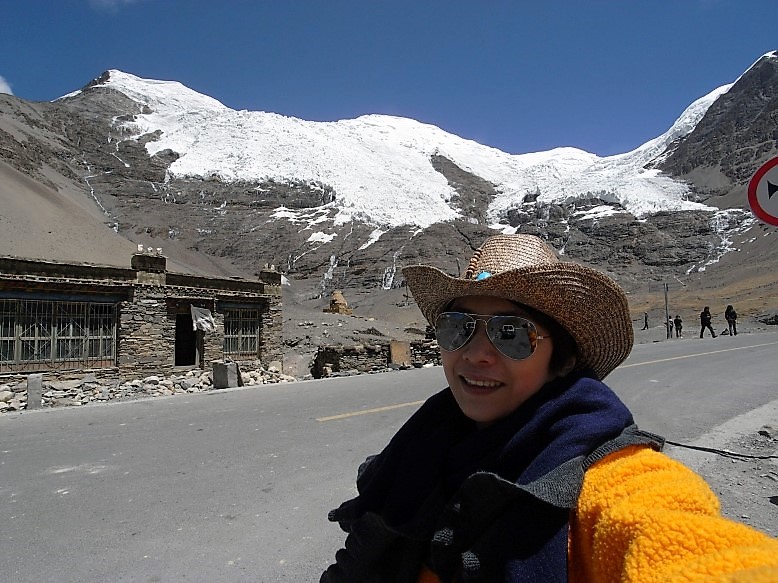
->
[223, 308, 260, 358]
[0, 299, 117, 372]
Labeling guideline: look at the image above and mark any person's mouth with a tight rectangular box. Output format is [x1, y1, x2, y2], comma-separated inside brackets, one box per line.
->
[460, 375, 503, 393]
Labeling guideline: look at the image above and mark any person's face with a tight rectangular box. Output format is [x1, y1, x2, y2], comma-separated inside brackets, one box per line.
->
[440, 295, 557, 427]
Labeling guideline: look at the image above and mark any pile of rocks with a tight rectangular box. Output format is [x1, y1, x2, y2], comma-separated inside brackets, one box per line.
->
[0, 386, 23, 412]
[0, 364, 296, 413]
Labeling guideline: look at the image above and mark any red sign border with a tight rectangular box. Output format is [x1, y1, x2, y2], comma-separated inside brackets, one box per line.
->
[747, 156, 778, 226]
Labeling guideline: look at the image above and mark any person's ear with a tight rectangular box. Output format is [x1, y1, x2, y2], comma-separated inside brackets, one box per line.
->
[555, 356, 577, 379]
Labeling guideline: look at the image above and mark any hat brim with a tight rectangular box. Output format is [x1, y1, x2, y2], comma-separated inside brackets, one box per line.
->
[402, 263, 633, 380]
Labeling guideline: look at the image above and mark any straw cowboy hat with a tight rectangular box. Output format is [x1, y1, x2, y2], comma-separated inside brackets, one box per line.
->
[401, 234, 633, 380]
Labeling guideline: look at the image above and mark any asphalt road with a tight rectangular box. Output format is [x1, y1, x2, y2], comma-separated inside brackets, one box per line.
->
[2, 331, 777, 582]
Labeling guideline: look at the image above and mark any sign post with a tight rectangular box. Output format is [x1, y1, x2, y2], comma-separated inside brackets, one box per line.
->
[747, 156, 778, 226]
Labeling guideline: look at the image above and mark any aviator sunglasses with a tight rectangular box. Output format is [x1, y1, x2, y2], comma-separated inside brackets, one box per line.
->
[434, 311, 548, 360]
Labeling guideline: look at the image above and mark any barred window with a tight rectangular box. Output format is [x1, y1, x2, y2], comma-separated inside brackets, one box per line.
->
[223, 308, 260, 358]
[0, 299, 117, 372]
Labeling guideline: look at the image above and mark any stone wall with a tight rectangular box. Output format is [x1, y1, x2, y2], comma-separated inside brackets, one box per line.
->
[205, 310, 224, 365]
[311, 339, 441, 378]
[119, 287, 171, 376]
[0, 363, 296, 413]
[261, 299, 283, 366]
[118, 287, 283, 378]
[118, 288, 214, 375]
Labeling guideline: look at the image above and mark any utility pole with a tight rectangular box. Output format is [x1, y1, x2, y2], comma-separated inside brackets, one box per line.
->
[649, 281, 676, 340]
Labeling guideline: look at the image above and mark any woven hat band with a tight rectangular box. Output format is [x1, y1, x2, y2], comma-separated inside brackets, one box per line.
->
[463, 234, 560, 279]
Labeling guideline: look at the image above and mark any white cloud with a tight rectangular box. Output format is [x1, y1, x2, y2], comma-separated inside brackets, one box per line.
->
[0, 75, 13, 95]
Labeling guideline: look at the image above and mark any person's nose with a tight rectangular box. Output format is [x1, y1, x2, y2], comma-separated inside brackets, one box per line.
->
[462, 320, 499, 363]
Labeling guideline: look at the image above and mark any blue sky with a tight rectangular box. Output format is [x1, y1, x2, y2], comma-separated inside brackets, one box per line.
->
[1, 1, 776, 156]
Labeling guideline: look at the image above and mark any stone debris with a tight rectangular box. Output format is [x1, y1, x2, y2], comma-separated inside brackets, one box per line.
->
[0, 365, 297, 413]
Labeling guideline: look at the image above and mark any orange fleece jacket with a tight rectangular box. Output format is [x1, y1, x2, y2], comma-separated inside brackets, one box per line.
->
[420, 446, 778, 582]
[569, 445, 778, 582]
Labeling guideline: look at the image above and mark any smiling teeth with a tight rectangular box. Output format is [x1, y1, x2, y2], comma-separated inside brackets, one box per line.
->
[463, 377, 501, 388]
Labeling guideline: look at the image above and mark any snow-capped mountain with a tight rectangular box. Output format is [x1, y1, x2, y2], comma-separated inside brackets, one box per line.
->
[1, 51, 777, 314]
[80, 69, 728, 229]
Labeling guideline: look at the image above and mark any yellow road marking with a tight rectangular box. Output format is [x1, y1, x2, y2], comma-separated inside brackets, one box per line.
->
[318, 340, 778, 421]
[317, 400, 425, 422]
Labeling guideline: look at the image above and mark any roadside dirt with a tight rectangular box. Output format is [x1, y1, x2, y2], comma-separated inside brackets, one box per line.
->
[666, 399, 778, 538]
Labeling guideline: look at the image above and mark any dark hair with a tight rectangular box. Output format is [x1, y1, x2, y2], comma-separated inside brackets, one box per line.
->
[517, 304, 578, 376]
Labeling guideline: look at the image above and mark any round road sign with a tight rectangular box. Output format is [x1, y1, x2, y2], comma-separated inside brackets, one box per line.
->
[747, 156, 778, 226]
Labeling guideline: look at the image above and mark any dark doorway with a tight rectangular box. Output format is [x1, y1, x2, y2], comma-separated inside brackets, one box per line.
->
[175, 313, 197, 366]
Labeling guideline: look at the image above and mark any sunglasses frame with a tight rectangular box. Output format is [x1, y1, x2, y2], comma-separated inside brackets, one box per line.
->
[434, 311, 549, 361]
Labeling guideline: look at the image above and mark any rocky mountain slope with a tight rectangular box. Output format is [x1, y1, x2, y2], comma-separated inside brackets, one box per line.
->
[1, 52, 777, 376]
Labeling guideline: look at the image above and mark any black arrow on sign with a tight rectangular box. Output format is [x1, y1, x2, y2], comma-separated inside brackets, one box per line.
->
[769, 180, 778, 199]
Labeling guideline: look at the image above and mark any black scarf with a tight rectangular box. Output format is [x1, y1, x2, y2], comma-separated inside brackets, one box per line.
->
[327, 373, 640, 582]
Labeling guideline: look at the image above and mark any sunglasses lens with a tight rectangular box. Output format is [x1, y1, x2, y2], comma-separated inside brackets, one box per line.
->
[486, 316, 537, 360]
[435, 312, 476, 352]
[435, 312, 539, 360]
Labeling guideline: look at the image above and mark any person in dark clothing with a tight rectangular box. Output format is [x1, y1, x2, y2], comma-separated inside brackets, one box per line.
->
[642, 312, 649, 330]
[700, 306, 716, 338]
[725, 305, 738, 336]
[321, 235, 778, 582]
[673, 314, 683, 338]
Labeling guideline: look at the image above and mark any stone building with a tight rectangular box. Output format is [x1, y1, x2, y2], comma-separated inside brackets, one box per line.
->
[310, 337, 441, 379]
[0, 251, 282, 380]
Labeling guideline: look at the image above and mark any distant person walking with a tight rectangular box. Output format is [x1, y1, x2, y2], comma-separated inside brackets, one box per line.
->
[700, 306, 716, 338]
[666, 317, 674, 339]
[674, 314, 683, 338]
[725, 305, 738, 336]
[642, 312, 649, 330]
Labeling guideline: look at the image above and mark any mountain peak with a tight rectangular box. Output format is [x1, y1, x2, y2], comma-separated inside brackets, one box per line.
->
[75, 70, 723, 228]
[3, 54, 778, 319]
